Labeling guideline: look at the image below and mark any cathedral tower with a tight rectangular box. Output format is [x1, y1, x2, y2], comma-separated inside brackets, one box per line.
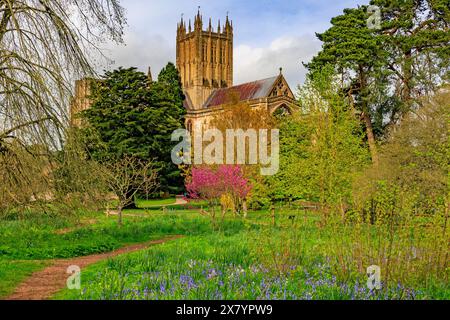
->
[176, 10, 233, 109]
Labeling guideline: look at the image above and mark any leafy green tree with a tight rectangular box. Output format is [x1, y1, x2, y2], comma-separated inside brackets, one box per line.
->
[370, 0, 450, 109]
[306, 6, 383, 165]
[83, 67, 152, 159]
[82, 65, 186, 199]
[306, 1, 450, 164]
[267, 68, 370, 216]
[150, 63, 186, 194]
[353, 84, 449, 217]
[156, 62, 185, 112]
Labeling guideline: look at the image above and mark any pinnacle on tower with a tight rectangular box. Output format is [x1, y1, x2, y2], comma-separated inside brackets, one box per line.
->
[194, 6, 202, 30]
[177, 15, 186, 36]
[225, 12, 232, 33]
[175, 10, 234, 109]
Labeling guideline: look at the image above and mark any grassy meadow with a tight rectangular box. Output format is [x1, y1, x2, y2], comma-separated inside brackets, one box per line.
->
[0, 202, 215, 298]
[2, 199, 446, 300]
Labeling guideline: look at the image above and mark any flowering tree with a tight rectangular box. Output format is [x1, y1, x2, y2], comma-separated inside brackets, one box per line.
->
[217, 165, 252, 217]
[185, 165, 251, 221]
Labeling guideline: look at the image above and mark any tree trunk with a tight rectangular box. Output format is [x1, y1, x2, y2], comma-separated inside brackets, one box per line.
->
[362, 111, 379, 166]
[271, 205, 275, 226]
[402, 49, 413, 114]
[210, 202, 216, 228]
[358, 65, 379, 166]
[243, 199, 248, 218]
[123, 189, 137, 209]
[221, 203, 226, 222]
[117, 206, 123, 226]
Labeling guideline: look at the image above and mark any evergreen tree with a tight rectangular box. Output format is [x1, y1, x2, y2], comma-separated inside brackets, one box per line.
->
[306, 1, 449, 164]
[82, 64, 186, 198]
[156, 62, 185, 111]
[371, 0, 449, 108]
[150, 62, 186, 194]
[306, 6, 383, 165]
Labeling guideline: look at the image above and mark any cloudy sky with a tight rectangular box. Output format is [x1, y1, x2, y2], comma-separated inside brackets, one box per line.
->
[100, 0, 369, 89]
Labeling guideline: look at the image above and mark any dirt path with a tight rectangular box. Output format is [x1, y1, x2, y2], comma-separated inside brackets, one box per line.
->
[6, 235, 183, 300]
[174, 197, 187, 205]
[105, 197, 188, 217]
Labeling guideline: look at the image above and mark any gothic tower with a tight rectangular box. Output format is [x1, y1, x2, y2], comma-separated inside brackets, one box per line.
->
[176, 10, 233, 109]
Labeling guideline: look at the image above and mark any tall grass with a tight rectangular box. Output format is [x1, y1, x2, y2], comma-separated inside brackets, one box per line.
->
[0, 212, 245, 259]
[56, 224, 447, 300]
[251, 203, 449, 298]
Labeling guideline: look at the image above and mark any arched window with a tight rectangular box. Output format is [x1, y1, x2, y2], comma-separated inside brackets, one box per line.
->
[272, 104, 291, 118]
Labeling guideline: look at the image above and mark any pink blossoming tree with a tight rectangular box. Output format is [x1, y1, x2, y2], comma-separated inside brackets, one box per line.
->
[185, 165, 251, 222]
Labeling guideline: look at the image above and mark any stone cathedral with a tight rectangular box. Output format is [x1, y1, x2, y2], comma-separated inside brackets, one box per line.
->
[70, 10, 295, 129]
[177, 11, 295, 132]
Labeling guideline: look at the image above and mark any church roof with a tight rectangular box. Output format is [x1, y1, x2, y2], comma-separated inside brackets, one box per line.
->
[183, 91, 194, 110]
[203, 76, 279, 108]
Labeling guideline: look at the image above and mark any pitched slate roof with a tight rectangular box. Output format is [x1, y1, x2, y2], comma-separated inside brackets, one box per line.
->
[203, 76, 279, 108]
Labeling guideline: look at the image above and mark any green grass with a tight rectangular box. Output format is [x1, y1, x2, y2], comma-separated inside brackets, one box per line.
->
[54, 211, 449, 300]
[135, 198, 176, 207]
[132, 197, 208, 209]
[0, 208, 248, 300]
[122, 199, 212, 215]
[0, 211, 236, 260]
[2, 205, 448, 300]
[55, 227, 448, 300]
[0, 260, 49, 298]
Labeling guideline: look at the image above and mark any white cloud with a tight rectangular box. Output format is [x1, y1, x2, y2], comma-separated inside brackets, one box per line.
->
[88, 0, 368, 86]
[98, 32, 322, 90]
[98, 32, 174, 77]
[234, 35, 321, 90]
[86, 0, 374, 86]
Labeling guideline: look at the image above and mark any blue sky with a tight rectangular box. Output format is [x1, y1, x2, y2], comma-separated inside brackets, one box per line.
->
[101, 0, 369, 88]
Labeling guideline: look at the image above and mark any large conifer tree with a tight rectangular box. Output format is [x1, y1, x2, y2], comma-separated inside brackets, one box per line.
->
[82, 64, 186, 199]
[306, 1, 449, 164]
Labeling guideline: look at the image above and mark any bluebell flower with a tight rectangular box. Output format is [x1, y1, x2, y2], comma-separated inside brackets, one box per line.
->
[207, 268, 218, 279]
